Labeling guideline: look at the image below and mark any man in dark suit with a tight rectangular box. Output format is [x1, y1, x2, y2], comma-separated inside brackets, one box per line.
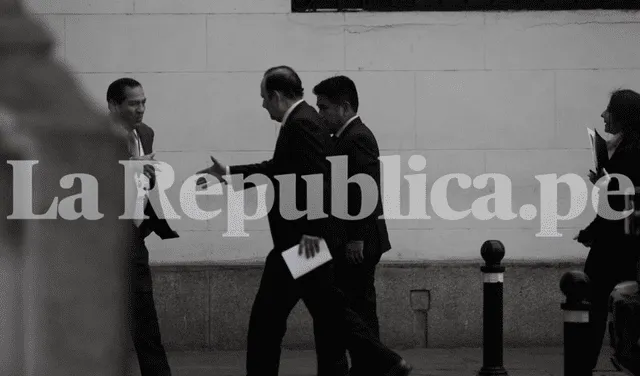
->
[313, 75, 391, 376]
[197, 66, 411, 376]
[107, 78, 178, 376]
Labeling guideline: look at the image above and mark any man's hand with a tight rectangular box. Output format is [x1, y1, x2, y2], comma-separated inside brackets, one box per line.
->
[128, 153, 157, 190]
[196, 156, 227, 188]
[588, 168, 605, 185]
[197, 155, 226, 176]
[299, 234, 321, 259]
[345, 240, 364, 264]
[143, 164, 156, 190]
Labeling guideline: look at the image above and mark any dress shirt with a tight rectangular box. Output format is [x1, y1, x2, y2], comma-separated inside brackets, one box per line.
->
[130, 128, 148, 227]
[133, 129, 144, 157]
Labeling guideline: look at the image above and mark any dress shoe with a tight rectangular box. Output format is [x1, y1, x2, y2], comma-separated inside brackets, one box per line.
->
[383, 359, 412, 376]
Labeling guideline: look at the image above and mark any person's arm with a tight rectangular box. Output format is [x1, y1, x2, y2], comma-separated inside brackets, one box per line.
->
[284, 121, 347, 250]
[578, 150, 640, 245]
[198, 156, 276, 192]
[229, 159, 277, 180]
[344, 134, 382, 242]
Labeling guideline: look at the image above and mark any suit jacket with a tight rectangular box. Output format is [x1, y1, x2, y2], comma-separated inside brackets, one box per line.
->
[111, 122, 178, 292]
[332, 117, 391, 260]
[134, 123, 179, 242]
[229, 101, 348, 254]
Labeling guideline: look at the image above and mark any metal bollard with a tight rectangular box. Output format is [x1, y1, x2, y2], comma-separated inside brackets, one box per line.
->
[560, 271, 591, 376]
[478, 240, 508, 376]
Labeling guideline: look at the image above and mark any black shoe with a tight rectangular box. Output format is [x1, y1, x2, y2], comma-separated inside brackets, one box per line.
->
[612, 355, 640, 376]
[383, 359, 412, 376]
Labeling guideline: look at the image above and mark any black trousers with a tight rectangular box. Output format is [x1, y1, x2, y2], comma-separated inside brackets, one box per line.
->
[246, 249, 400, 376]
[334, 253, 381, 376]
[129, 227, 172, 376]
[130, 286, 172, 376]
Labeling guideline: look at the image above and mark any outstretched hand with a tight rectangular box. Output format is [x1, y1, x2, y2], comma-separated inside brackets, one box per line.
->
[196, 156, 228, 188]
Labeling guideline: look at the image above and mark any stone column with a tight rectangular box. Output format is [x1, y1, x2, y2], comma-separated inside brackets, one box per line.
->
[0, 2, 133, 375]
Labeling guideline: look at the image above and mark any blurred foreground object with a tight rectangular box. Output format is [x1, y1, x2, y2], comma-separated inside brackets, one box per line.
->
[0, 2, 132, 375]
[608, 186, 640, 375]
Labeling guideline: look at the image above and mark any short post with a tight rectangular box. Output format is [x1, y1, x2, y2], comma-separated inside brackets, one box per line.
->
[560, 271, 591, 376]
[478, 240, 508, 376]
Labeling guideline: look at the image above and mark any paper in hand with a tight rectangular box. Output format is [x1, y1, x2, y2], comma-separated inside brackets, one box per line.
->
[281, 239, 332, 279]
[587, 128, 596, 170]
[587, 127, 609, 172]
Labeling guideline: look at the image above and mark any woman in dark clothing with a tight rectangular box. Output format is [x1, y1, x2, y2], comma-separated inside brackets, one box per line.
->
[575, 89, 640, 371]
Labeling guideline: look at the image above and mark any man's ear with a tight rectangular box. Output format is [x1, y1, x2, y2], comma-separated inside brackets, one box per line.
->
[340, 101, 351, 116]
[107, 101, 116, 113]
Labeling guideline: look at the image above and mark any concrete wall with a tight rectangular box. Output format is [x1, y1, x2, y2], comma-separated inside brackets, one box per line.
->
[24, 1, 640, 262]
[21, 0, 640, 349]
[147, 261, 581, 350]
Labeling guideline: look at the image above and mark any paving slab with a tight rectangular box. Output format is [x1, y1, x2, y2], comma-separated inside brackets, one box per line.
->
[126, 347, 627, 376]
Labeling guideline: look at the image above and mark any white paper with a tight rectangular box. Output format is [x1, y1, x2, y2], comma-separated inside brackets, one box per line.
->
[587, 127, 597, 171]
[282, 239, 332, 279]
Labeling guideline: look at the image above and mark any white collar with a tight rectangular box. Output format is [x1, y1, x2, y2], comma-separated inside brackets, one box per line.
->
[335, 115, 360, 138]
[281, 99, 304, 126]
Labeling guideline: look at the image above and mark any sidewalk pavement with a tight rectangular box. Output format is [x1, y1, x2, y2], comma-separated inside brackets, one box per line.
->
[127, 346, 627, 376]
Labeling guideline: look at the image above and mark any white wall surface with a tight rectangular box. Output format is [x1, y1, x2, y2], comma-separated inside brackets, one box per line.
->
[23, 0, 640, 262]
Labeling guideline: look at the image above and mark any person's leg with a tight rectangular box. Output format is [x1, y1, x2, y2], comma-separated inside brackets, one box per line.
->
[131, 288, 172, 376]
[307, 260, 406, 376]
[128, 229, 172, 376]
[334, 260, 380, 375]
[246, 250, 300, 376]
[301, 262, 350, 376]
[336, 260, 380, 337]
[342, 305, 405, 375]
[586, 279, 616, 371]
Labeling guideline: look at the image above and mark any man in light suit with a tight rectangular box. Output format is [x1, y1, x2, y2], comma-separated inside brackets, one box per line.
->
[313, 75, 391, 376]
[197, 66, 411, 376]
[107, 78, 178, 376]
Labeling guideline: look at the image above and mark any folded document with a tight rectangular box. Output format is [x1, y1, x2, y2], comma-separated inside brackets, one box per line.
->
[282, 239, 332, 279]
[587, 127, 608, 172]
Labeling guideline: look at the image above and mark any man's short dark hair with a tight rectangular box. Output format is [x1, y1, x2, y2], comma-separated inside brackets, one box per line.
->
[263, 66, 304, 100]
[312, 75, 359, 112]
[107, 78, 142, 105]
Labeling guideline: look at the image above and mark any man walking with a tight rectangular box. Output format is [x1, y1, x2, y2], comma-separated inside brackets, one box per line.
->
[197, 66, 411, 376]
[314, 75, 391, 376]
[107, 77, 178, 376]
